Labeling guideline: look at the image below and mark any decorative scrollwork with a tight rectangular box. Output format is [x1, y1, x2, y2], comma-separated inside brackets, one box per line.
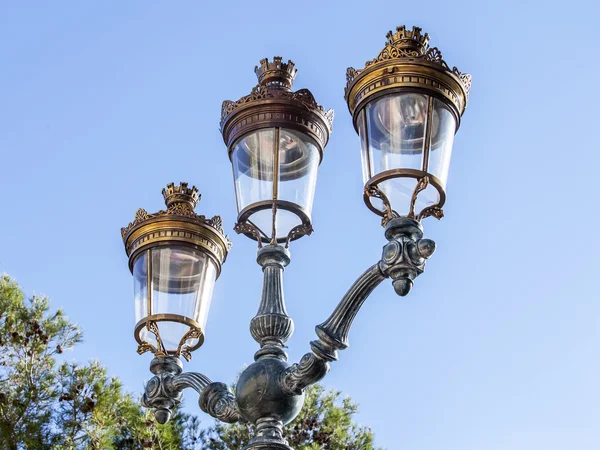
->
[146, 321, 167, 356]
[199, 382, 244, 424]
[285, 223, 314, 248]
[346, 67, 359, 83]
[453, 67, 472, 100]
[418, 205, 444, 221]
[281, 353, 329, 396]
[365, 185, 398, 227]
[234, 221, 264, 248]
[137, 342, 157, 355]
[409, 176, 430, 219]
[175, 327, 203, 362]
[135, 208, 149, 222]
[121, 206, 229, 246]
[208, 215, 224, 234]
[345, 26, 471, 107]
[220, 85, 333, 131]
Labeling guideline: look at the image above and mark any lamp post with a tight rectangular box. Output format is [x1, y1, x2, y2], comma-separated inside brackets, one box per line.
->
[121, 25, 471, 449]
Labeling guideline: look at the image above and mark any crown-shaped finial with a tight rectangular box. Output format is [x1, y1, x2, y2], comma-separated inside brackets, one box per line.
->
[162, 182, 200, 210]
[254, 57, 297, 89]
[385, 25, 430, 54]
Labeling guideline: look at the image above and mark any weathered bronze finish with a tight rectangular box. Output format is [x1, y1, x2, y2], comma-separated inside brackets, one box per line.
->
[346, 25, 471, 223]
[121, 182, 231, 359]
[363, 169, 447, 224]
[135, 314, 204, 361]
[121, 182, 231, 275]
[345, 25, 471, 129]
[221, 57, 333, 245]
[221, 57, 333, 156]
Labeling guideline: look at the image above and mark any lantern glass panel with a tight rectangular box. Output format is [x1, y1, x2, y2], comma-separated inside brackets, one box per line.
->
[133, 252, 148, 327]
[232, 128, 275, 215]
[357, 109, 371, 184]
[133, 247, 217, 352]
[427, 98, 456, 188]
[276, 128, 319, 233]
[366, 93, 428, 176]
[361, 93, 456, 217]
[231, 127, 320, 240]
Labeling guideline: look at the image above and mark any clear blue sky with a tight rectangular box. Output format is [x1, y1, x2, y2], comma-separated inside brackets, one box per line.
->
[1, 1, 599, 449]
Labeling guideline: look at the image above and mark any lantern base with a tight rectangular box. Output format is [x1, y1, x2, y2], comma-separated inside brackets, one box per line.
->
[234, 200, 313, 247]
[364, 169, 446, 225]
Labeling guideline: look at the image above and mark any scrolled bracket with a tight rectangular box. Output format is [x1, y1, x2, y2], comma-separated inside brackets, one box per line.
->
[282, 217, 437, 393]
[142, 356, 241, 425]
[281, 353, 330, 396]
[234, 221, 264, 248]
[199, 382, 244, 423]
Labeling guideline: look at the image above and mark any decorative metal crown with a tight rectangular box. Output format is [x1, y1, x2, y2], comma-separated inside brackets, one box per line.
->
[220, 57, 334, 151]
[345, 24, 472, 119]
[162, 182, 200, 209]
[385, 26, 430, 53]
[121, 182, 232, 273]
[255, 57, 297, 89]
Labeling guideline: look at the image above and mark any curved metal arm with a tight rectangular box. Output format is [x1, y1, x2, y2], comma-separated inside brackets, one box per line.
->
[142, 356, 243, 424]
[282, 217, 436, 395]
[281, 263, 385, 394]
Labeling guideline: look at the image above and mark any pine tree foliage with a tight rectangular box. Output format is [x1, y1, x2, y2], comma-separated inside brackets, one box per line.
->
[0, 274, 379, 449]
[201, 384, 381, 450]
[0, 275, 195, 450]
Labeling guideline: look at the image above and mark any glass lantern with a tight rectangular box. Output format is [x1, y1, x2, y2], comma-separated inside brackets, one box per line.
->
[121, 182, 231, 361]
[221, 57, 333, 246]
[345, 26, 471, 223]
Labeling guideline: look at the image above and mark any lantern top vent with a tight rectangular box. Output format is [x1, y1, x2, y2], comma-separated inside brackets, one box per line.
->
[255, 57, 297, 90]
[162, 182, 200, 210]
[385, 26, 430, 54]
[345, 24, 472, 121]
[121, 182, 231, 273]
[220, 57, 334, 151]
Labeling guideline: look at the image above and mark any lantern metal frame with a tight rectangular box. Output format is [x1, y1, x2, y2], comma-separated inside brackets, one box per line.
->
[221, 57, 334, 246]
[125, 26, 471, 450]
[121, 182, 231, 361]
[346, 25, 471, 224]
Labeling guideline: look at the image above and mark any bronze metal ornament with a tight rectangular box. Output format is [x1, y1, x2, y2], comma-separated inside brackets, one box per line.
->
[121, 182, 231, 358]
[220, 57, 334, 245]
[346, 26, 471, 223]
[135, 314, 205, 362]
[121, 182, 231, 275]
[221, 57, 334, 155]
[345, 25, 471, 127]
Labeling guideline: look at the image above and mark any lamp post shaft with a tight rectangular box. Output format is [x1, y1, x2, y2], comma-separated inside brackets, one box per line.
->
[251, 245, 294, 361]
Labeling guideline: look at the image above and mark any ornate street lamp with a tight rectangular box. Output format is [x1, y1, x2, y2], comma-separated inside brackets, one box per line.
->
[346, 25, 471, 224]
[122, 25, 470, 450]
[221, 56, 333, 247]
[121, 183, 231, 363]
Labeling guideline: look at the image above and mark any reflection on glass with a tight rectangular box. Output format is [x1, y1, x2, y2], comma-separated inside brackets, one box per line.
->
[278, 128, 319, 216]
[367, 93, 428, 173]
[133, 247, 217, 353]
[379, 178, 439, 217]
[232, 128, 275, 213]
[231, 127, 320, 241]
[362, 93, 457, 217]
[357, 109, 371, 184]
[427, 98, 456, 188]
